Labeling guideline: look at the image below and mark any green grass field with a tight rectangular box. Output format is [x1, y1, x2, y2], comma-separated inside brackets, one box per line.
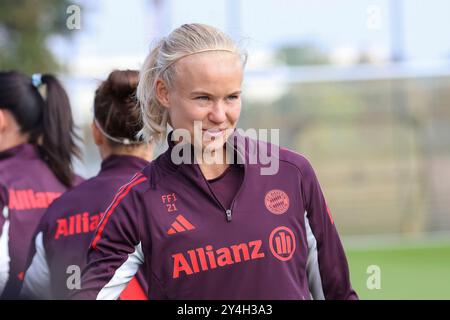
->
[345, 241, 450, 299]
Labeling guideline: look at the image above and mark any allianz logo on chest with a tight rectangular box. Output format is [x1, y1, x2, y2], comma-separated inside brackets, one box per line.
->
[170, 225, 297, 279]
[162, 188, 295, 278]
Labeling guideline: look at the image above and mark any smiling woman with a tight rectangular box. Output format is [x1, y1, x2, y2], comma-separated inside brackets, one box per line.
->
[137, 24, 247, 145]
[136, 24, 248, 180]
[72, 23, 357, 300]
[162, 51, 243, 151]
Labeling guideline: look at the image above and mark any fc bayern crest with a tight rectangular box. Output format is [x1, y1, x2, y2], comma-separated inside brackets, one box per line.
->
[264, 189, 290, 215]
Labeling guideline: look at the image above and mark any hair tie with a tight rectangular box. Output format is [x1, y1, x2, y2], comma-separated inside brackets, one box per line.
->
[94, 118, 145, 145]
[31, 73, 43, 88]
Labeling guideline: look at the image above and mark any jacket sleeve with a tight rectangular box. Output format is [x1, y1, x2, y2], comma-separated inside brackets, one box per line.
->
[300, 158, 358, 300]
[70, 174, 147, 300]
[0, 185, 10, 296]
[21, 229, 52, 299]
[0, 184, 7, 236]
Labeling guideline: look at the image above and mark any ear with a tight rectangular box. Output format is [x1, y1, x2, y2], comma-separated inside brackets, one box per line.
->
[91, 121, 105, 146]
[0, 110, 5, 133]
[155, 79, 170, 109]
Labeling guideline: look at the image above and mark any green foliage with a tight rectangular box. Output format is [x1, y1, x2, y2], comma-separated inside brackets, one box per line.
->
[275, 43, 329, 66]
[0, 0, 75, 73]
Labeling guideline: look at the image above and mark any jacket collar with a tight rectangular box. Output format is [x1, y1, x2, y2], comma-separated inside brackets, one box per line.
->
[163, 128, 247, 171]
[0, 143, 39, 162]
[147, 129, 249, 189]
[100, 154, 149, 175]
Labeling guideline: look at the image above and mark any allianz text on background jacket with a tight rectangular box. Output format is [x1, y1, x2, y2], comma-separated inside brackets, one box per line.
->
[73, 131, 358, 300]
[0, 143, 83, 299]
[21, 154, 150, 299]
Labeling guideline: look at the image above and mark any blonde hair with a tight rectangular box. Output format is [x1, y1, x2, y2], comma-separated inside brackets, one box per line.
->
[137, 23, 247, 142]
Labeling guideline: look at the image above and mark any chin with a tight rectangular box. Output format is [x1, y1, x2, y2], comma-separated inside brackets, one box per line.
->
[202, 138, 227, 152]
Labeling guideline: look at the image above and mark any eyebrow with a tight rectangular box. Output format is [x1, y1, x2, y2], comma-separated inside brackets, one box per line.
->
[190, 90, 242, 97]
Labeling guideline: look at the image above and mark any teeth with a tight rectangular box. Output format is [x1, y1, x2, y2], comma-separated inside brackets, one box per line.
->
[204, 129, 224, 137]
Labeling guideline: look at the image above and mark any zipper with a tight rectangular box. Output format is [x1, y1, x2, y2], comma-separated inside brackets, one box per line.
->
[227, 162, 247, 220]
[196, 146, 247, 223]
[197, 164, 231, 222]
[197, 165, 246, 223]
[221, 163, 247, 223]
[225, 209, 232, 222]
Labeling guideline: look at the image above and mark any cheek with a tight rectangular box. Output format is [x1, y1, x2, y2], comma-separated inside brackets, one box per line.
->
[169, 100, 208, 128]
[228, 103, 242, 123]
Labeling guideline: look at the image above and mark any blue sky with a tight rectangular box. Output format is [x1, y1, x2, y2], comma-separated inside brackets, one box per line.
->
[54, 0, 450, 176]
[61, 0, 450, 65]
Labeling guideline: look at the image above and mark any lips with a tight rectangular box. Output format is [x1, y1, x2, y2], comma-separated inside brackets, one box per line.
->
[202, 128, 226, 138]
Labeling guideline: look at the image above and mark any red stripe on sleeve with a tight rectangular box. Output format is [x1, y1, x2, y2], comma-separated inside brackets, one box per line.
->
[92, 173, 147, 250]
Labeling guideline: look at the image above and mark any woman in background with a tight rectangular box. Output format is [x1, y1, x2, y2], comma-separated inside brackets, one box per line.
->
[21, 70, 153, 299]
[0, 71, 82, 299]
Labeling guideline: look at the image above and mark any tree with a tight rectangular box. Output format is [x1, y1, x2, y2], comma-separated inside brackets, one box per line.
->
[275, 43, 329, 66]
[0, 0, 76, 74]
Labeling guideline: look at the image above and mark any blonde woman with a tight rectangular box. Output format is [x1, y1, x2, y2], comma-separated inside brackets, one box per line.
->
[73, 23, 357, 300]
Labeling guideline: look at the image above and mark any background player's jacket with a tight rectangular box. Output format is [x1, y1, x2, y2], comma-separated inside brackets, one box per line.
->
[0, 144, 83, 299]
[73, 131, 358, 300]
[21, 155, 149, 300]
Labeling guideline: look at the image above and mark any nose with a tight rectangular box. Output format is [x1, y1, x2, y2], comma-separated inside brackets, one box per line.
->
[208, 101, 227, 124]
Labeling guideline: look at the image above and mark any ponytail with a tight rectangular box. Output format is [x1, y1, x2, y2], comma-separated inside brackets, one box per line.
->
[38, 74, 82, 187]
[137, 40, 170, 143]
[0, 71, 82, 187]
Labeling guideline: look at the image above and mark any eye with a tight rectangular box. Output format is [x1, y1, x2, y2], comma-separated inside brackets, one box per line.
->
[227, 94, 240, 101]
[195, 96, 211, 101]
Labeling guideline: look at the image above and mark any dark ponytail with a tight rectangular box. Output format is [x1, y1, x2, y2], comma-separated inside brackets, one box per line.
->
[0, 71, 81, 187]
[39, 74, 82, 187]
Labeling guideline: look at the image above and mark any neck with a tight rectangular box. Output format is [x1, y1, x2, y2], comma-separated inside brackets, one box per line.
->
[196, 148, 229, 180]
[198, 162, 230, 180]
[0, 131, 29, 152]
[100, 144, 153, 162]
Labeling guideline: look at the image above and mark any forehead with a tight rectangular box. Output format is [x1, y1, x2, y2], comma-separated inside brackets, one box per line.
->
[170, 51, 243, 93]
